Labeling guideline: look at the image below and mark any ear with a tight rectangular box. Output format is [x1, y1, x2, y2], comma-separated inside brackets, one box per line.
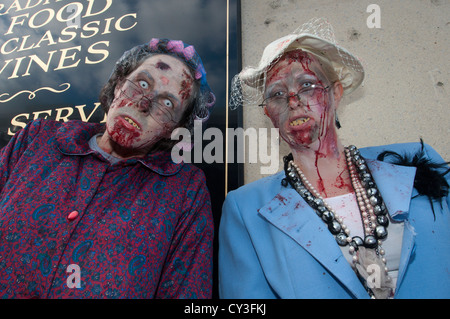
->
[264, 106, 270, 117]
[333, 81, 344, 98]
[332, 81, 344, 107]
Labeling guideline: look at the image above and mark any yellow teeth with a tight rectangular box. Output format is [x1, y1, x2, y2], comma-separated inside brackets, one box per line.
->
[124, 117, 140, 129]
[290, 118, 310, 126]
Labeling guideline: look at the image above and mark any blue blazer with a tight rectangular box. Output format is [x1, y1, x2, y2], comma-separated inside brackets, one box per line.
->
[219, 143, 450, 298]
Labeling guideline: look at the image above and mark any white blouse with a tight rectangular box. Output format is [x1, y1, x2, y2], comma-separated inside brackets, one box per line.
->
[326, 192, 405, 290]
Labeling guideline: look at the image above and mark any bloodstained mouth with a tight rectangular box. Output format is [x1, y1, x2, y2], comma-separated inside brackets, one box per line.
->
[121, 116, 141, 130]
[290, 117, 310, 126]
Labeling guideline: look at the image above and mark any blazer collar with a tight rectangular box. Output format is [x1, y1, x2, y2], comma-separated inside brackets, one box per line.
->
[365, 159, 416, 221]
[258, 159, 416, 298]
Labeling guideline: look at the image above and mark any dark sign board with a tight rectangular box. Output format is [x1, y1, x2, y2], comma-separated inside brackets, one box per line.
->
[0, 0, 242, 296]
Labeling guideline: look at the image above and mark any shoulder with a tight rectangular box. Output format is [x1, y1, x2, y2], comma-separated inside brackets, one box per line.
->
[18, 118, 57, 136]
[223, 171, 285, 215]
[360, 142, 446, 163]
[179, 162, 207, 179]
[10, 119, 61, 148]
[166, 162, 210, 197]
[361, 142, 449, 202]
[163, 161, 207, 186]
[181, 163, 210, 193]
[19, 119, 101, 139]
[227, 171, 284, 200]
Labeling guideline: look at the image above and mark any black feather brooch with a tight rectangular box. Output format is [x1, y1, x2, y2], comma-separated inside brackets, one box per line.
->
[377, 140, 450, 220]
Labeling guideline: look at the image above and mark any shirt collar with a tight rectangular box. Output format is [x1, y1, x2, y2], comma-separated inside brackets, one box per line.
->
[55, 120, 183, 176]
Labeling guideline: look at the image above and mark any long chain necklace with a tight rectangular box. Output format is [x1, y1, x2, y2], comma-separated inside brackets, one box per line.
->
[282, 145, 393, 298]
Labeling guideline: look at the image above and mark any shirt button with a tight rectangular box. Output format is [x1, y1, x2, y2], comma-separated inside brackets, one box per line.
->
[67, 210, 79, 221]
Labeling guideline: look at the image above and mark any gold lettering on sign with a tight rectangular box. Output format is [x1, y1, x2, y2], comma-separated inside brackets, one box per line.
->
[1, 0, 138, 137]
[0, 1, 137, 78]
[7, 103, 107, 136]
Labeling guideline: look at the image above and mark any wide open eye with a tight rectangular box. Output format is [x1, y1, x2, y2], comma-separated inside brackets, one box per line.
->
[162, 99, 173, 108]
[139, 80, 149, 89]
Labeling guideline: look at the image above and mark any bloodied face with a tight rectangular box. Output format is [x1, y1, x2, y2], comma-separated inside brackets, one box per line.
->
[263, 50, 341, 150]
[100, 54, 195, 158]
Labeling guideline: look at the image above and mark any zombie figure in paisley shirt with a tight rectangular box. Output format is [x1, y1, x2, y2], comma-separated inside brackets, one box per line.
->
[0, 38, 216, 298]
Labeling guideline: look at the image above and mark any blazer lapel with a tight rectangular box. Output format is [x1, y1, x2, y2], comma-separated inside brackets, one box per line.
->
[366, 159, 416, 220]
[258, 159, 417, 298]
[365, 159, 417, 291]
[258, 187, 369, 299]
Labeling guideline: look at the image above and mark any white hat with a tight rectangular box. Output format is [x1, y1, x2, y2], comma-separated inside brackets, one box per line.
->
[230, 18, 364, 109]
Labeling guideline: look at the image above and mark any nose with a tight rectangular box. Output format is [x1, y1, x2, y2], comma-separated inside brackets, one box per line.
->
[136, 96, 151, 114]
[287, 92, 302, 109]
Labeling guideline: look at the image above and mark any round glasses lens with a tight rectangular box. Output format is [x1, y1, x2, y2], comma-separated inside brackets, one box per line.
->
[265, 87, 327, 110]
[148, 99, 173, 124]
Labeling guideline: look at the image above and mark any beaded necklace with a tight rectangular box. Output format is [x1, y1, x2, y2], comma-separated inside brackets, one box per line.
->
[282, 145, 394, 298]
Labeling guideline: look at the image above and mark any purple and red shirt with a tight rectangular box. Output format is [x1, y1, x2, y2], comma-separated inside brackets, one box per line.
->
[0, 119, 213, 298]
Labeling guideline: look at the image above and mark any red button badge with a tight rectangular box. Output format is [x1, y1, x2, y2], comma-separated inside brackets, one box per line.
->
[67, 210, 79, 221]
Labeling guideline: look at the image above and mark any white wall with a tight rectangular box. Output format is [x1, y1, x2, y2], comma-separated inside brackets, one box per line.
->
[239, 0, 449, 184]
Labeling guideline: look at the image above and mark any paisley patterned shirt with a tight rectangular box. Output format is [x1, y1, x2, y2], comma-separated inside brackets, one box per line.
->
[0, 119, 213, 298]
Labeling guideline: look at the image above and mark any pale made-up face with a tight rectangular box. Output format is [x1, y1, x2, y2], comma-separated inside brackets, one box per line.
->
[99, 54, 194, 158]
[263, 50, 340, 150]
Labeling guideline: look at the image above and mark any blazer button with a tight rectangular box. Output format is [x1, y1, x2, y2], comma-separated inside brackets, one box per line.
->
[67, 210, 79, 221]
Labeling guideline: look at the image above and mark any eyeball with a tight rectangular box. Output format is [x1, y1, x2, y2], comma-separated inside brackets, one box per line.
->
[272, 91, 286, 98]
[162, 99, 173, 108]
[139, 80, 149, 89]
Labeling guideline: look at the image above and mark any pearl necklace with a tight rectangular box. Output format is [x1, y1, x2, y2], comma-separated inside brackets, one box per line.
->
[282, 146, 392, 298]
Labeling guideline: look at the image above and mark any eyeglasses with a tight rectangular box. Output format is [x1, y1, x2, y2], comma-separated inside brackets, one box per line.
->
[118, 79, 177, 124]
[259, 84, 330, 110]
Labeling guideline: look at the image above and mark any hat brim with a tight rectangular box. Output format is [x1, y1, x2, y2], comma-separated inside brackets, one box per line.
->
[240, 33, 364, 95]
